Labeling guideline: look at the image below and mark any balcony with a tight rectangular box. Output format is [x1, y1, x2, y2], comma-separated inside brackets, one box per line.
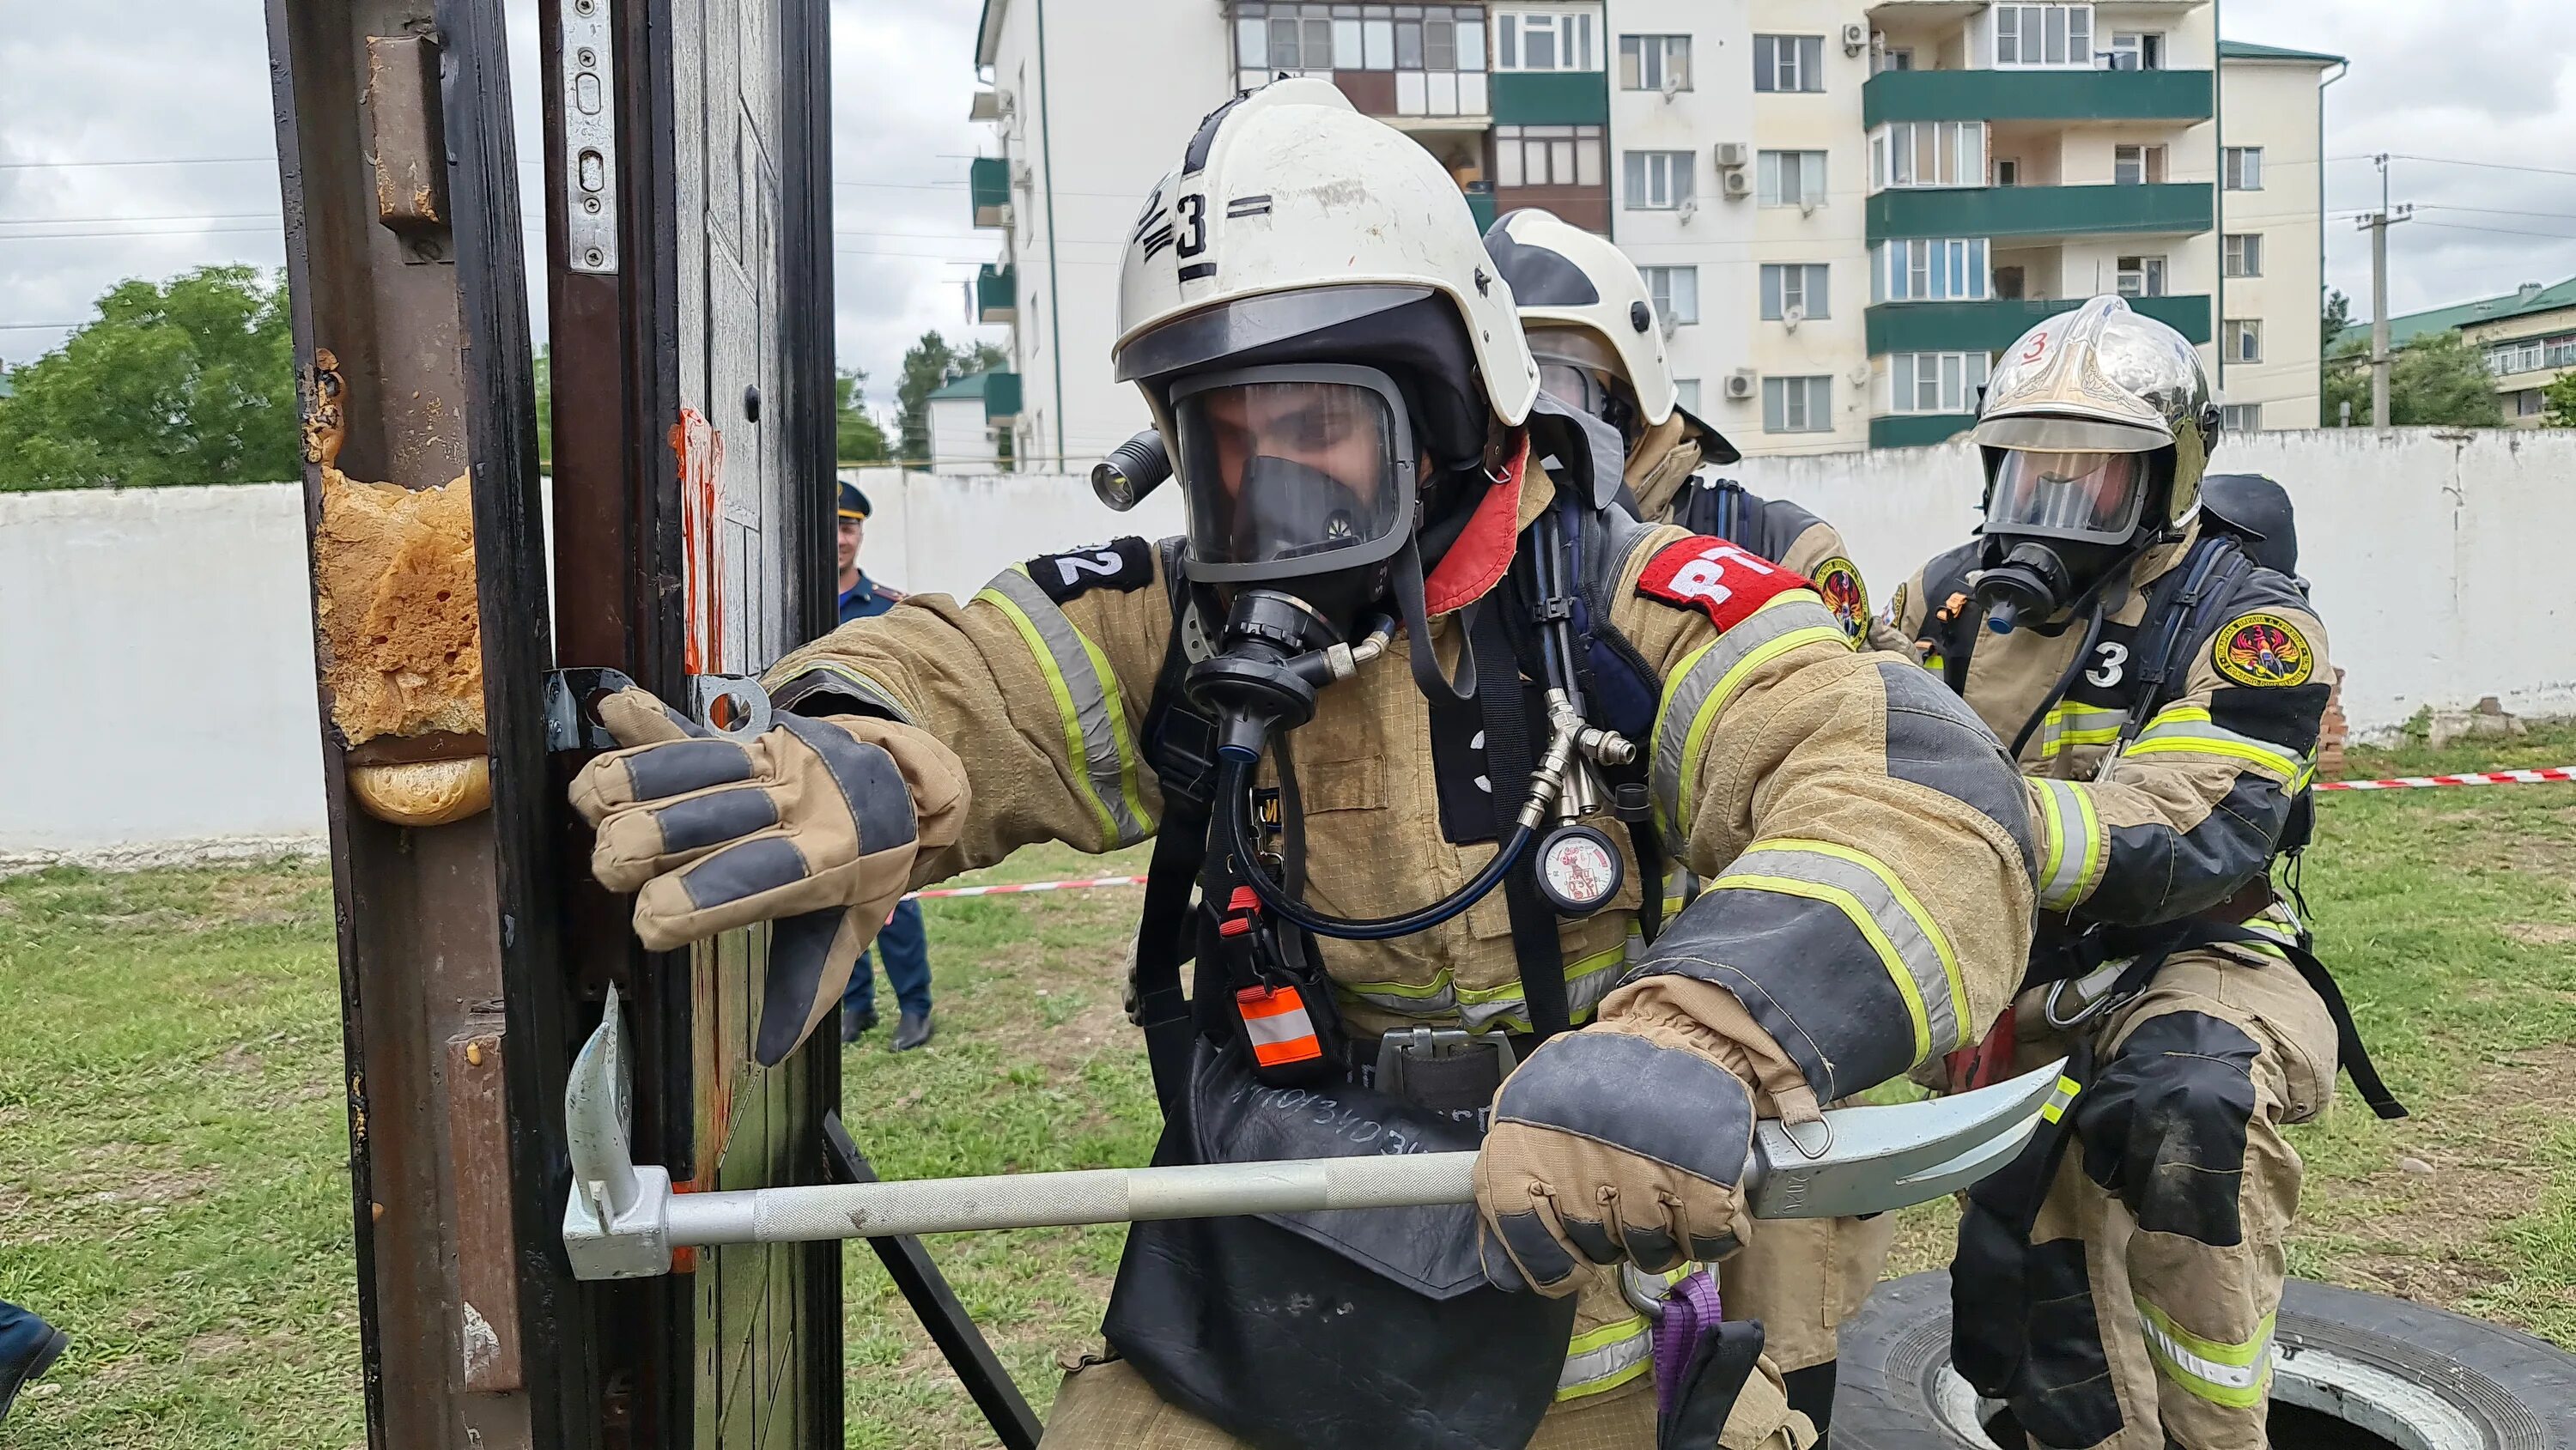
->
[976, 264, 1015, 325]
[969, 156, 1010, 228]
[1866, 294, 2214, 354]
[1867, 182, 2213, 242]
[983, 372, 1023, 420]
[1870, 414, 1978, 449]
[1492, 70, 1609, 125]
[1862, 68, 2212, 128]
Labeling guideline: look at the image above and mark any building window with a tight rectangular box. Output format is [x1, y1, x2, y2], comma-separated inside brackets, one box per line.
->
[2223, 146, 2263, 191]
[2551, 333, 2576, 368]
[1872, 238, 1990, 302]
[1624, 149, 1695, 209]
[2518, 389, 2547, 417]
[1889, 352, 1992, 415]
[2116, 255, 2167, 297]
[1495, 124, 1604, 188]
[1753, 34, 1825, 92]
[1759, 264, 1831, 321]
[2221, 403, 2263, 432]
[2223, 233, 2263, 278]
[1497, 9, 1595, 71]
[2105, 32, 2164, 69]
[1674, 378, 1702, 413]
[1872, 121, 1988, 191]
[1995, 158, 2021, 186]
[2113, 144, 2167, 185]
[2225, 319, 2263, 363]
[1759, 149, 1827, 207]
[1764, 375, 1832, 433]
[1236, 4, 1486, 86]
[1995, 264, 2026, 299]
[1619, 33, 1691, 90]
[1641, 264, 1699, 325]
[2487, 338, 2549, 375]
[1994, 3, 2093, 67]
[1875, 48, 1914, 73]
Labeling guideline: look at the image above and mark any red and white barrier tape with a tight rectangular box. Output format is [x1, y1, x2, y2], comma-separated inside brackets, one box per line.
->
[905, 874, 1146, 901]
[2315, 767, 2576, 792]
[896, 767, 2576, 901]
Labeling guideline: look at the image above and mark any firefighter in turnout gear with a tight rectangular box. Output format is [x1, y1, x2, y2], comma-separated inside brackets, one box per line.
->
[1485, 204, 1893, 1441]
[1887, 297, 2403, 1450]
[572, 81, 2037, 1450]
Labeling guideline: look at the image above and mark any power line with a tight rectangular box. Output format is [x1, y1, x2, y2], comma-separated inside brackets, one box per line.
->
[2415, 203, 2576, 224]
[0, 321, 88, 331]
[2411, 220, 2576, 243]
[2332, 153, 2576, 181]
[0, 210, 281, 228]
[0, 155, 272, 172]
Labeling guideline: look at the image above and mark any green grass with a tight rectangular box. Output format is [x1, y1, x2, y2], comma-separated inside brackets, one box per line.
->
[4, 729, 2575, 1445]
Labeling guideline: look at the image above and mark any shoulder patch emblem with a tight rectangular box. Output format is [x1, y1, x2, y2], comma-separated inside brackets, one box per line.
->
[1637, 537, 1814, 634]
[1810, 555, 1868, 646]
[2212, 611, 2315, 688]
[1025, 537, 1154, 604]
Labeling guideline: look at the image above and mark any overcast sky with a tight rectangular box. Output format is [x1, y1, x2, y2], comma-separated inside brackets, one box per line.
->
[3, 0, 2572, 419]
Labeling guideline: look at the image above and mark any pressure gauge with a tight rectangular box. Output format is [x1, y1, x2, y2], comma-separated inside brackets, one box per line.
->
[1534, 823, 1624, 917]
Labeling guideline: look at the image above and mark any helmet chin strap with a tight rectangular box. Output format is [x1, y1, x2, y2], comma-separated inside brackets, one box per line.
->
[1392, 536, 1477, 706]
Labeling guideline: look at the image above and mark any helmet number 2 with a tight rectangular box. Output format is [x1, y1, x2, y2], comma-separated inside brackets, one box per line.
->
[2086, 641, 2129, 689]
[1175, 194, 1208, 258]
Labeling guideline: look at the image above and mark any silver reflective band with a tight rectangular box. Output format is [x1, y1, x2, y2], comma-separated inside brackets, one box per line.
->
[975, 568, 1154, 847]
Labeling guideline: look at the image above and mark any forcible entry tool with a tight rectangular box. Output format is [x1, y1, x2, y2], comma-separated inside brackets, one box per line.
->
[564, 986, 2064, 1280]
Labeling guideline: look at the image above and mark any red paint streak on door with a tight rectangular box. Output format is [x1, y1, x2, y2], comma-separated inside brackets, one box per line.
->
[671, 408, 726, 674]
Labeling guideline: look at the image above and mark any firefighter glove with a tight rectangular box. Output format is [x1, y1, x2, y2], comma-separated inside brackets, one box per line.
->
[1474, 1020, 1756, 1296]
[568, 686, 967, 1064]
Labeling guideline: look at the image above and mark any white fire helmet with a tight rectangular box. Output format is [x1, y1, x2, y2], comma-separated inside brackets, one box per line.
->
[1481, 207, 1678, 430]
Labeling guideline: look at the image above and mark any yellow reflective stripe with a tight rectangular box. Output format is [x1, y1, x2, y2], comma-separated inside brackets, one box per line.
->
[1649, 591, 1844, 841]
[2128, 704, 2305, 781]
[1336, 943, 1627, 1033]
[975, 569, 1152, 846]
[2039, 1073, 2083, 1124]
[1712, 869, 1933, 1066]
[2136, 1298, 2276, 1409]
[2039, 702, 2127, 761]
[2034, 779, 2104, 911]
[1557, 1315, 1653, 1400]
[1740, 837, 1971, 1053]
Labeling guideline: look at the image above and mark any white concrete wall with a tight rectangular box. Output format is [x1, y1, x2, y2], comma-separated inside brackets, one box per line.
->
[13, 429, 2570, 850]
[1, 485, 327, 854]
[1738, 428, 2576, 734]
[927, 395, 999, 475]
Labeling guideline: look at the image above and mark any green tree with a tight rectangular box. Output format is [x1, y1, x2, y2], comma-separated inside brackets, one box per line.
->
[2322, 330, 2506, 428]
[2389, 330, 2505, 427]
[2542, 369, 2576, 428]
[835, 367, 890, 463]
[2321, 287, 2353, 355]
[0, 264, 297, 490]
[893, 331, 1012, 466]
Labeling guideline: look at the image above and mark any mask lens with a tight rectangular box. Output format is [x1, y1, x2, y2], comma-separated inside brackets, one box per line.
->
[1174, 380, 1406, 571]
[1988, 450, 2145, 540]
[1538, 361, 1607, 420]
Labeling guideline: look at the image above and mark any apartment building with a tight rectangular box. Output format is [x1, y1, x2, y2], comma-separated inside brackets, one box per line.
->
[966, 1, 2336, 464]
[2334, 277, 2576, 428]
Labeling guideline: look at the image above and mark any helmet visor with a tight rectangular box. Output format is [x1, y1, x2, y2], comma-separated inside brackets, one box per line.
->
[1986, 448, 2148, 543]
[1170, 366, 1416, 580]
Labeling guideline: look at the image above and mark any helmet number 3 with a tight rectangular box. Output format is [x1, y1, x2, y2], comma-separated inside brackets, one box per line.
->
[1176, 194, 1208, 259]
[2086, 640, 2129, 688]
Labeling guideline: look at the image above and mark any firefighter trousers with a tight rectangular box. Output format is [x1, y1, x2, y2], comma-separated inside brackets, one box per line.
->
[1034, 1350, 1811, 1449]
[1983, 946, 2338, 1450]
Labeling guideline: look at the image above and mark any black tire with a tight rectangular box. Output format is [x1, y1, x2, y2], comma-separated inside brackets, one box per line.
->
[1831, 1271, 2576, 1450]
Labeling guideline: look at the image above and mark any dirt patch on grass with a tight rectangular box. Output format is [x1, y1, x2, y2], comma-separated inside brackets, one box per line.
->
[2503, 922, 2576, 946]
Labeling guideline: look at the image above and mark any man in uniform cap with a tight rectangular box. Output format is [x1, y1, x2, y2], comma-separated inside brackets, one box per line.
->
[835, 479, 933, 1048]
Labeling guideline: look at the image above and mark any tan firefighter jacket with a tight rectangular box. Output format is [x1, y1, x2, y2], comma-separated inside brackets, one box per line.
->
[1887, 519, 2330, 927]
[1627, 411, 1873, 648]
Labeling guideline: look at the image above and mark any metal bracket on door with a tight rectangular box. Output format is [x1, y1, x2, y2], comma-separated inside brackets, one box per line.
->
[560, 0, 619, 274]
[543, 668, 772, 751]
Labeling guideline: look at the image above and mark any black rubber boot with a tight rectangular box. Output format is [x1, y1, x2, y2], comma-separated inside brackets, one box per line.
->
[893, 1010, 933, 1052]
[1783, 1358, 1838, 1447]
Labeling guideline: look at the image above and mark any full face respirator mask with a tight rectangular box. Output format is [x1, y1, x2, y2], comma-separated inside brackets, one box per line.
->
[1974, 446, 2164, 634]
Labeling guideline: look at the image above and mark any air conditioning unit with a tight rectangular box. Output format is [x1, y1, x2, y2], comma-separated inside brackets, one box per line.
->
[1714, 142, 1750, 169]
[1720, 170, 1753, 200]
[1011, 161, 1034, 190]
[1724, 369, 1759, 400]
[1782, 305, 1807, 332]
[968, 88, 1013, 122]
[1842, 22, 1868, 55]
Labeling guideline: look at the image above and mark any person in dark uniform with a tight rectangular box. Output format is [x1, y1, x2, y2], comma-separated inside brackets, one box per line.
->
[835, 482, 935, 1050]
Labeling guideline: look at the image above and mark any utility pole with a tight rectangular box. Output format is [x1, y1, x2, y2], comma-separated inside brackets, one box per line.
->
[2355, 154, 2414, 428]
